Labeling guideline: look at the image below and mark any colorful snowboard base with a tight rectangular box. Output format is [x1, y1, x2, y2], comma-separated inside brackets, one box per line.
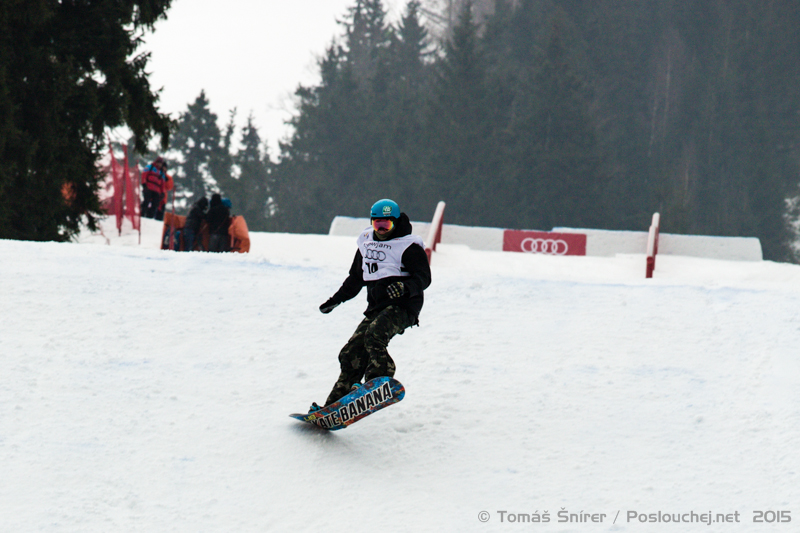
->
[290, 377, 405, 431]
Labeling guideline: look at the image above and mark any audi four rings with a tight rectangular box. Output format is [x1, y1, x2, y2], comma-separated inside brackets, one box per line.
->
[520, 237, 570, 255]
[364, 249, 387, 261]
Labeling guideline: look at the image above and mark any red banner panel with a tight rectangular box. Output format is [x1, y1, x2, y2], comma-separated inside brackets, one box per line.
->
[503, 230, 587, 256]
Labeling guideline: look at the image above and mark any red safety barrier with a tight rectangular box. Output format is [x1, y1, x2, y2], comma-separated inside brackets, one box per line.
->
[503, 230, 587, 256]
[425, 201, 446, 264]
[106, 144, 141, 241]
[108, 147, 124, 234]
[122, 147, 140, 234]
[646, 212, 660, 278]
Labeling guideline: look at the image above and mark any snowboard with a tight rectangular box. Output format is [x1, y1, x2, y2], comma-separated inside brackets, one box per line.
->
[289, 376, 405, 431]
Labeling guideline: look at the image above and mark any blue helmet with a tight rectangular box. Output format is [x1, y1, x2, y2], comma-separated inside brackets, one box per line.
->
[370, 198, 400, 219]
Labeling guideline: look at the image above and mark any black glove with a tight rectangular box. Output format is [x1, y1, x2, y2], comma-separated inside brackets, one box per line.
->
[387, 281, 406, 299]
[319, 298, 340, 314]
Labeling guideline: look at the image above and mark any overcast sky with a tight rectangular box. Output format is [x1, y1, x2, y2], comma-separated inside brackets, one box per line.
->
[140, 0, 407, 155]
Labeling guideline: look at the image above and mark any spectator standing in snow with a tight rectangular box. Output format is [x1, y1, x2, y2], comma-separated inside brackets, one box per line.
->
[154, 170, 174, 221]
[140, 157, 168, 219]
[310, 199, 431, 413]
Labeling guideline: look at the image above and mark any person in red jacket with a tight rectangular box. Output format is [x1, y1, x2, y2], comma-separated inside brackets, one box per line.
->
[154, 171, 174, 221]
[140, 157, 168, 219]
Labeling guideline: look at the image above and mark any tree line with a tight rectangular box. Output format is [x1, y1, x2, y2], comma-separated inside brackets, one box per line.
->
[0, 0, 171, 241]
[262, 0, 800, 261]
[2, 0, 799, 261]
[153, 91, 274, 231]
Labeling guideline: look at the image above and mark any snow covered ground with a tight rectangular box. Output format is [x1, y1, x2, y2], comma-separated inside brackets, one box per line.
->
[2, 217, 799, 532]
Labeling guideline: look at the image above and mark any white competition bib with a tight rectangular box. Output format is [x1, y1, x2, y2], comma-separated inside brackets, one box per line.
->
[357, 228, 425, 281]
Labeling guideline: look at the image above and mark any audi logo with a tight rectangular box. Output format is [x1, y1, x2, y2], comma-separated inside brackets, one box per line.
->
[365, 249, 386, 261]
[520, 237, 569, 255]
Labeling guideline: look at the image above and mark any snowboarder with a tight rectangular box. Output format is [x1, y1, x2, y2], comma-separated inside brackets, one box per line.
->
[311, 199, 432, 412]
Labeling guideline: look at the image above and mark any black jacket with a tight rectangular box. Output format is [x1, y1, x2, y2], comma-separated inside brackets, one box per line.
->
[185, 198, 208, 232]
[328, 213, 431, 319]
[205, 200, 230, 235]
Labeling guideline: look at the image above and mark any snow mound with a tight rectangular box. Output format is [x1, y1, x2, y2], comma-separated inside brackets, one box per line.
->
[1, 217, 798, 531]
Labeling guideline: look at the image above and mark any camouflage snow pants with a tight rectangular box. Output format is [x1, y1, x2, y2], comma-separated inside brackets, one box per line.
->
[324, 305, 415, 406]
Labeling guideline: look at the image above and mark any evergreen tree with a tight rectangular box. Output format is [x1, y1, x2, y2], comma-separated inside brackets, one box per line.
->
[511, 10, 603, 230]
[480, 0, 541, 228]
[223, 114, 272, 231]
[393, 1, 433, 89]
[0, 0, 172, 241]
[270, 0, 800, 260]
[423, 1, 500, 225]
[574, 0, 661, 229]
[271, 44, 354, 232]
[169, 91, 224, 209]
[272, 0, 394, 232]
[651, 0, 800, 259]
[210, 108, 237, 203]
[345, 0, 393, 85]
[370, 0, 434, 207]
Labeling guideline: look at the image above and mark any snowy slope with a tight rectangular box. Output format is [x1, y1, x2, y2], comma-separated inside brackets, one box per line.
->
[2, 217, 799, 532]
